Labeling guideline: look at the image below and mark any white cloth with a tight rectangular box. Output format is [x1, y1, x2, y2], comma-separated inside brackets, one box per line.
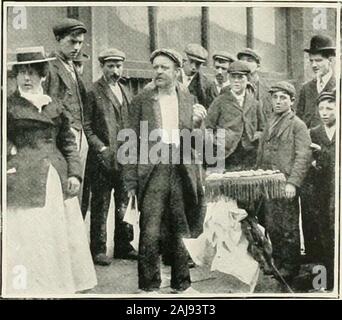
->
[183, 199, 260, 292]
[317, 69, 333, 93]
[109, 82, 123, 105]
[4, 165, 97, 296]
[324, 124, 336, 141]
[159, 92, 180, 146]
[19, 87, 52, 112]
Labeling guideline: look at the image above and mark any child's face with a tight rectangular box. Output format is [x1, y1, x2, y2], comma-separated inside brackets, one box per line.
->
[318, 99, 336, 127]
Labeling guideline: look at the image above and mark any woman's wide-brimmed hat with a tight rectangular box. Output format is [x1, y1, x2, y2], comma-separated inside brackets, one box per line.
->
[304, 35, 336, 54]
[7, 46, 56, 65]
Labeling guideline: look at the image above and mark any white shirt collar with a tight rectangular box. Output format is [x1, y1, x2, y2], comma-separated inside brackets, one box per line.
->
[317, 69, 333, 92]
[19, 87, 52, 112]
[231, 90, 246, 106]
[324, 123, 336, 141]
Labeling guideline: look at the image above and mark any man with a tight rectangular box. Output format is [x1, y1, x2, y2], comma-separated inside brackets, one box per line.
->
[181, 43, 212, 109]
[257, 81, 312, 282]
[206, 51, 235, 107]
[124, 49, 206, 293]
[205, 60, 264, 171]
[296, 35, 335, 129]
[237, 48, 272, 122]
[309, 90, 336, 291]
[44, 18, 88, 201]
[296, 35, 335, 263]
[83, 48, 137, 265]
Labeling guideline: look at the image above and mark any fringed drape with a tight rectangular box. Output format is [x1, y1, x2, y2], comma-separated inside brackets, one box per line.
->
[205, 171, 286, 202]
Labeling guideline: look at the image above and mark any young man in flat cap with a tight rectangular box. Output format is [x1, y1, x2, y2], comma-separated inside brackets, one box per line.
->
[124, 48, 206, 294]
[309, 90, 336, 291]
[206, 51, 235, 107]
[182, 43, 212, 109]
[296, 35, 335, 263]
[44, 18, 88, 202]
[237, 48, 272, 123]
[83, 48, 137, 265]
[205, 60, 264, 171]
[257, 81, 312, 283]
[296, 35, 335, 129]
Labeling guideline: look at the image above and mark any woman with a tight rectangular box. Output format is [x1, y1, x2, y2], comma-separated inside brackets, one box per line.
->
[5, 47, 97, 296]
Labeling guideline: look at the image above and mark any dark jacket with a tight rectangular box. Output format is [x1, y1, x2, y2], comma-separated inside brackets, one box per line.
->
[83, 76, 131, 172]
[7, 91, 81, 208]
[124, 85, 206, 238]
[296, 75, 335, 129]
[205, 87, 264, 159]
[186, 71, 212, 109]
[252, 77, 273, 123]
[257, 110, 312, 187]
[43, 53, 87, 130]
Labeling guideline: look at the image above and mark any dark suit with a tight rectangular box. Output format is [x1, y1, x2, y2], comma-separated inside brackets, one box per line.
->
[257, 111, 312, 277]
[181, 71, 212, 109]
[43, 53, 87, 131]
[124, 85, 206, 291]
[83, 76, 134, 257]
[206, 81, 229, 108]
[296, 75, 335, 129]
[205, 88, 264, 171]
[7, 91, 81, 208]
[253, 77, 273, 123]
[303, 125, 335, 289]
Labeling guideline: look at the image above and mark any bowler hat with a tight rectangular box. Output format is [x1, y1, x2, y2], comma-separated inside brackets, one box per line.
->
[269, 81, 296, 98]
[213, 51, 235, 63]
[8, 46, 56, 65]
[184, 44, 208, 63]
[98, 48, 126, 63]
[304, 35, 335, 54]
[53, 18, 87, 37]
[237, 48, 261, 64]
[317, 90, 336, 104]
[228, 60, 251, 75]
[150, 48, 183, 67]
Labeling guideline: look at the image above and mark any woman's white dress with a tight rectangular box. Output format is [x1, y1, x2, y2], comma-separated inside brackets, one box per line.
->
[5, 165, 97, 296]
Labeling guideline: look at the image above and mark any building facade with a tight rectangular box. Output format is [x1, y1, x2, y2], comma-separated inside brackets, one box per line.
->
[6, 5, 337, 94]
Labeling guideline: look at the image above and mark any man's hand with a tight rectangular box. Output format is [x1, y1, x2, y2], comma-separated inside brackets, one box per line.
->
[67, 176, 80, 197]
[193, 103, 207, 128]
[285, 183, 296, 199]
[99, 146, 112, 171]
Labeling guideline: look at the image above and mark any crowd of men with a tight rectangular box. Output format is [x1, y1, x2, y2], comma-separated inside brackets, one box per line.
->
[41, 17, 336, 293]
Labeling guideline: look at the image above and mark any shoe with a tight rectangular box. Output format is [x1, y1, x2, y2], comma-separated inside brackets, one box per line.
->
[171, 287, 199, 294]
[114, 249, 138, 260]
[93, 253, 112, 266]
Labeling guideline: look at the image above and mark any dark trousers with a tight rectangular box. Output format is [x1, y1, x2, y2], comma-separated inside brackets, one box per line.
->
[90, 168, 133, 257]
[262, 196, 301, 276]
[138, 164, 191, 291]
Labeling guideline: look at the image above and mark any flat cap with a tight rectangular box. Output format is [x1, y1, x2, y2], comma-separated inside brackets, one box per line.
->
[213, 51, 235, 63]
[184, 44, 208, 63]
[150, 48, 183, 67]
[98, 48, 126, 63]
[317, 90, 336, 104]
[237, 48, 261, 64]
[269, 81, 296, 98]
[53, 18, 87, 37]
[228, 60, 251, 74]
